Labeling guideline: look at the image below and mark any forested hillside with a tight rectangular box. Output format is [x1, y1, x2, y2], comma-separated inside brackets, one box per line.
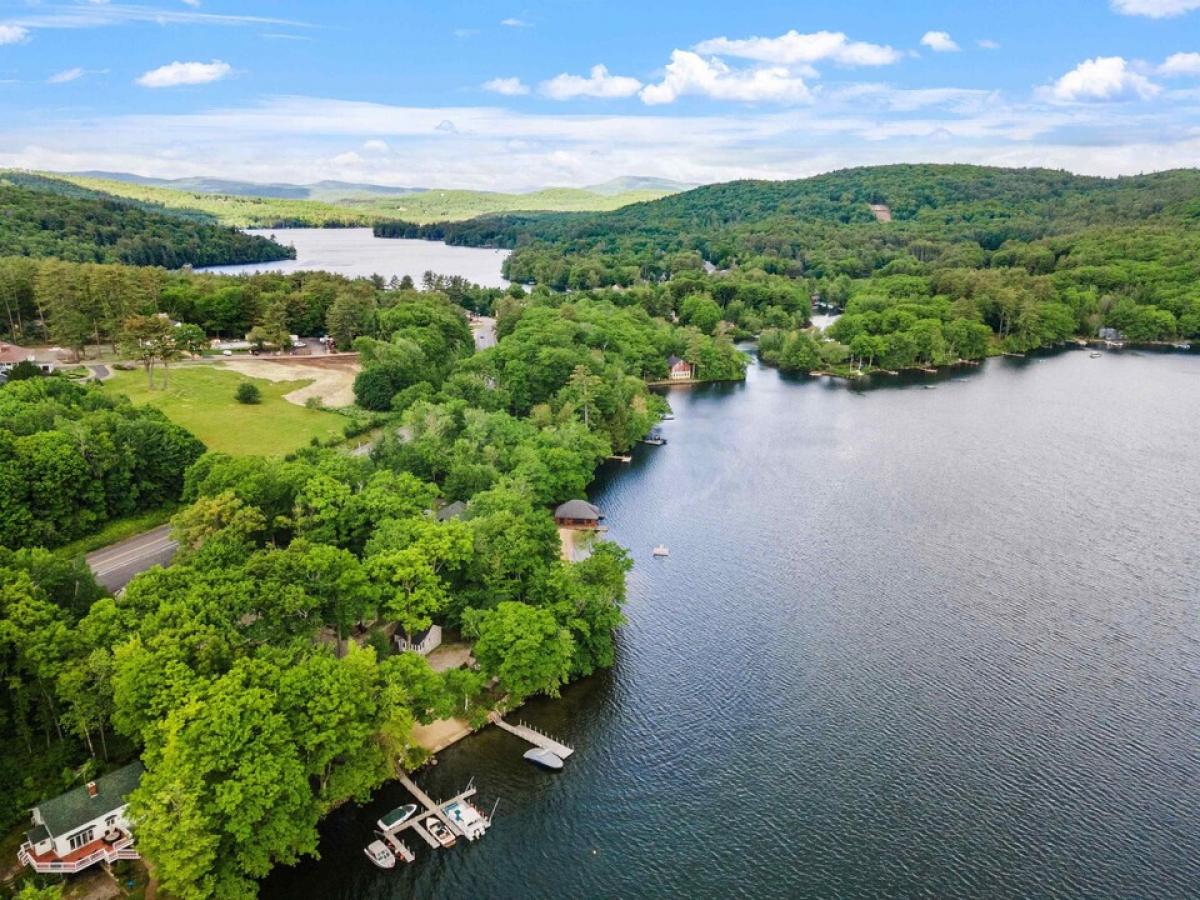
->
[378, 165, 1200, 367]
[0, 175, 294, 266]
[32, 172, 679, 228]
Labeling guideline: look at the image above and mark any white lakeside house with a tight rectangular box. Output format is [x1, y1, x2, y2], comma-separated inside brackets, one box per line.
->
[18, 761, 143, 875]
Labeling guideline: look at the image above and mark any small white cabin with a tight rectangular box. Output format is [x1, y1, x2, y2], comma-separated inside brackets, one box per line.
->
[394, 624, 443, 656]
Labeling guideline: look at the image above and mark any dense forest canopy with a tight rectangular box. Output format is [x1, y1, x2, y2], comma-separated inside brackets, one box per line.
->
[0, 379, 205, 549]
[374, 165, 1200, 368]
[0, 174, 293, 267]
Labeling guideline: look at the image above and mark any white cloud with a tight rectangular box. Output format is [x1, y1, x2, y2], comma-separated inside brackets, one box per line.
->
[1042, 56, 1161, 102]
[694, 29, 901, 67]
[1159, 52, 1200, 75]
[331, 151, 362, 166]
[7, 92, 1200, 191]
[640, 50, 811, 105]
[500, 17, 529, 27]
[977, 39, 1000, 50]
[920, 31, 960, 53]
[1111, 0, 1200, 16]
[5, 5, 309, 30]
[48, 67, 85, 84]
[0, 24, 30, 44]
[483, 76, 530, 96]
[181, 0, 202, 7]
[453, 28, 479, 38]
[362, 139, 389, 152]
[135, 59, 231, 88]
[540, 65, 641, 100]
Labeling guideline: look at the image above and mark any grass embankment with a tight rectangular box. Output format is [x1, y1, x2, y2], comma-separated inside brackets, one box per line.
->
[103, 366, 347, 455]
[53, 505, 180, 559]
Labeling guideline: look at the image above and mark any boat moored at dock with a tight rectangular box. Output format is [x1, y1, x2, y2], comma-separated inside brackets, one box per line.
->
[377, 804, 418, 832]
[523, 747, 565, 770]
[424, 817, 456, 848]
[364, 840, 396, 869]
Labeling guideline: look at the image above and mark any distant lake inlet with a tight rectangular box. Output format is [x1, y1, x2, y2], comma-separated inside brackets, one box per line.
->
[198, 228, 511, 287]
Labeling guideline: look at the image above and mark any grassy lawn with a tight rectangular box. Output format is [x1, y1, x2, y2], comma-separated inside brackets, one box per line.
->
[103, 365, 347, 456]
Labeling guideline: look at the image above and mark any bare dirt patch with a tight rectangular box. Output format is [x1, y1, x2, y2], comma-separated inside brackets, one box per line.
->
[219, 354, 361, 408]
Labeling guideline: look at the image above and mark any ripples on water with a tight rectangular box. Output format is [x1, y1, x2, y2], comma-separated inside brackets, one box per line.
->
[263, 350, 1200, 900]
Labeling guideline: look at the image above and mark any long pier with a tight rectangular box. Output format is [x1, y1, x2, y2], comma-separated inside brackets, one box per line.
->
[489, 713, 574, 758]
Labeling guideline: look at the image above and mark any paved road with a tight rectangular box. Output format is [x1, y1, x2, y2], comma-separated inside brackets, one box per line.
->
[87, 363, 110, 380]
[86, 524, 177, 592]
[472, 316, 496, 350]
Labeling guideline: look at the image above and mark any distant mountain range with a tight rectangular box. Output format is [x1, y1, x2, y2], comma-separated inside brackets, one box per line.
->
[68, 171, 697, 202]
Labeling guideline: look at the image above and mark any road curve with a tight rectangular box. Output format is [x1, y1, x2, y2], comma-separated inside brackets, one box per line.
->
[86, 524, 178, 592]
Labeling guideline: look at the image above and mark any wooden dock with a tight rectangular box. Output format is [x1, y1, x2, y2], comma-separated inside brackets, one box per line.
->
[489, 713, 574, 758]
[385, 772, 481, 844]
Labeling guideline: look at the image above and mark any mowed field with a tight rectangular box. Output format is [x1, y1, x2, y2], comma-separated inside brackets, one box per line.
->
[103, 365, 347, 455]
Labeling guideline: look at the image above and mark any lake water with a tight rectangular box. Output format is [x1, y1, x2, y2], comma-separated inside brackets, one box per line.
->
[199, 228, 511, 287]
[263, 349, 1200, 899]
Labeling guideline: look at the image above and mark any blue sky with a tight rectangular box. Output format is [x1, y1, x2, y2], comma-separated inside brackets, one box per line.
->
[1, 0, 1199, 189]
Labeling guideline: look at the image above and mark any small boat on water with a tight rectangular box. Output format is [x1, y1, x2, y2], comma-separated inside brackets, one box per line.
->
[652, 545, 669, 557]
[425, 817, 456, 848]
[1090, 351, 1102, 358]
[661, 413, 675, 420]
[364, 840, 396, 869]
[442, 800, 490, 839]
[377, 803, 418, 832]
[376, 830, 416, 863]
[523, 747, 565, 771]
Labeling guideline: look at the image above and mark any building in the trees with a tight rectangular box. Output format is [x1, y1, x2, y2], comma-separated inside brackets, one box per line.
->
[0, 342, 55, 375]
[667, 355, 694, 381]
[554, 499, 602, 529]
[395, 624, 443, 655]
[18, 762, 143, 874]
[435, 500, 468, 522]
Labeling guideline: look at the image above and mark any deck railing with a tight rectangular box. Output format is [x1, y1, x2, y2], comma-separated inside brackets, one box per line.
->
[18, 832, 138, 874]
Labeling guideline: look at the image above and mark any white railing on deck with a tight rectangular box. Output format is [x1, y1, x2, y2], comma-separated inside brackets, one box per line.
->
[18, 832, 138, 874]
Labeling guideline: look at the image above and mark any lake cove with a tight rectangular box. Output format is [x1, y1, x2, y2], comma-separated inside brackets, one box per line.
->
[198, 228, 511, 287]
[262, 348, 1200, 899]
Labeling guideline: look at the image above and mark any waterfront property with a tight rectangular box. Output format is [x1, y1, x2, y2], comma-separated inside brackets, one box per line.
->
[18, 762, 143, 875]
[554, 499, 602, 529]
[395, 624, 443, 655]
[667, 354, 694, 381]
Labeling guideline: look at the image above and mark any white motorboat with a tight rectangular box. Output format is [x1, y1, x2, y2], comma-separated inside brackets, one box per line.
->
[377, 803, 418, 832]
[364, 839, 396, 869]
[425, 816, 456, 848]
[523, 747, 565, 771]
[652, 545, 669, 557]
[377, 830, 415, 863]
[443, 800, 490, 840]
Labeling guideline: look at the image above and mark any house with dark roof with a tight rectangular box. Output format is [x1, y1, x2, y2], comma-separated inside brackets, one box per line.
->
[554, 499, 602, 529]
[435, 500, 468, 522]
[18, 761, 144, 875]
[394, 624, 443, 655]
[667, 354, 694, 381]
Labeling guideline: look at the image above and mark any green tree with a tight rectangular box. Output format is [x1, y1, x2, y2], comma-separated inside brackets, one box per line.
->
[466, 601, 574, 703]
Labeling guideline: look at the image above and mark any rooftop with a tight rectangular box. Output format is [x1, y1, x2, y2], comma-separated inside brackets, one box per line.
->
[436, 500, 468, 521]
[554, 499, 601, 520]
[0, 342, 34, 364]
[36, 761, 144, 838]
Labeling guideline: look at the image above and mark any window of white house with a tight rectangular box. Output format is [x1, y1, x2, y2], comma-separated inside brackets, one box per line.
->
[105, 815, 117, 827]
[67, 827, 95, 850]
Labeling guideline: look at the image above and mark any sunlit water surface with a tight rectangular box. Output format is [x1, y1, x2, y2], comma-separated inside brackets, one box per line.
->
[263, 349, 1200, 899]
